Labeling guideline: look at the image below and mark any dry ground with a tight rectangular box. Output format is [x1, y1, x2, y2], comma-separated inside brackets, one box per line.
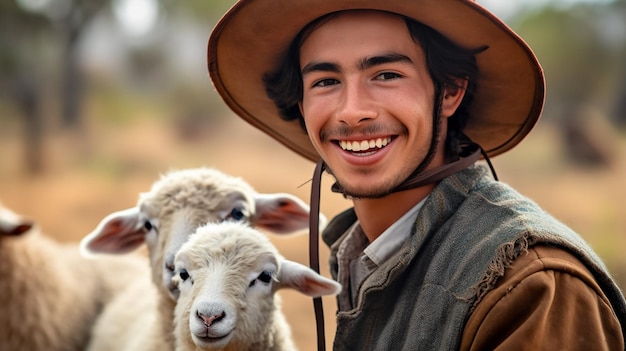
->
[1, 113, 625, 350]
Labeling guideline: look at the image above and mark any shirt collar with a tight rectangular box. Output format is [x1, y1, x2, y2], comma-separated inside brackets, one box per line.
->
[363, 197, 428, 266]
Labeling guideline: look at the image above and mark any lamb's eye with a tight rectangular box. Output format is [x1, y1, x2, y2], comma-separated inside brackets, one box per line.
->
[249, 271, 273, 288]
[179, 269, 190, 281]
[229, 208, 245, 221]
[143, 220, 153, 231]
[258, 271, 273, 284]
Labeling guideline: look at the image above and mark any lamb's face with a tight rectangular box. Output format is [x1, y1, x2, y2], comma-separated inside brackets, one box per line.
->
[173, 224, 279, 350]
[140, 187, 256, 300]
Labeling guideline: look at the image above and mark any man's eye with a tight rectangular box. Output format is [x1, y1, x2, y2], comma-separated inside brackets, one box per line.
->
[313, 78, 339, 88]
[375, 72, 401, 81]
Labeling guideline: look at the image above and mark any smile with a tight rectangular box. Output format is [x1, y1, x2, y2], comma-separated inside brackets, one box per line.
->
[338, 137, 392, 152]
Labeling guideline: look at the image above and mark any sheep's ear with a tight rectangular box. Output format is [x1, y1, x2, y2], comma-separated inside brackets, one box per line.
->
[253, 193, 327, 235]
[277, 260, 341, 297]
[80, 207, 145, 256]
[0, 209, 34, 236]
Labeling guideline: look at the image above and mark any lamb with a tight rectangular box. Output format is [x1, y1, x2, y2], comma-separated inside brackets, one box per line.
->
[86, 221, 341, 351]
[81, 167, 323, 350]
[0, 202, 149, 351]
[173, 221, 342, 351]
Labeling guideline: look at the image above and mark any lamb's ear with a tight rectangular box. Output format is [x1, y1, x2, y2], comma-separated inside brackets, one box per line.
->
[277, 259, 341, 297]
[0, 210, 34, 236]
[80, 207, 145, 256]
[252, 193, 327, 234]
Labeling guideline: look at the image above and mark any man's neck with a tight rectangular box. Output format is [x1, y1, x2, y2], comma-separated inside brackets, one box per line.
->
[352, 184, 435, 242]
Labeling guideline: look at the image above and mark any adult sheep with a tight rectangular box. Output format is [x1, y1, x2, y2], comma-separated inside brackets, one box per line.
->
[173, 221, 342, 351]
[0, 202, 149, 351]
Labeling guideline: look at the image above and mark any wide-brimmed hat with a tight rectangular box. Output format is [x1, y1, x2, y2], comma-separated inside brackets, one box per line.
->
[208, 0, 545, 162]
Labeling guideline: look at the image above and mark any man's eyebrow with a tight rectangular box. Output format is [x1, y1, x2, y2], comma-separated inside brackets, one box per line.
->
[301, 62, 340, 77]
[358, 53, 413, 70]
[301, 53, 413, 77]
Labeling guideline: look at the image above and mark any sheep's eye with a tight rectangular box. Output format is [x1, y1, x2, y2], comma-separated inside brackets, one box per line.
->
[258, 271, 273, 284]
[179, 269, 190, 281]
[249, 271, 274, 288]
[229, 208, 245, 221]
[143, 220, 153, 231]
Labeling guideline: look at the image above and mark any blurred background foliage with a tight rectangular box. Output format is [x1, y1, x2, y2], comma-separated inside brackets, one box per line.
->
[1, 0, 236, 172]
[1, 0, 625, 172]
[513, 0, 626, 166]
[1, 2, 625, 347]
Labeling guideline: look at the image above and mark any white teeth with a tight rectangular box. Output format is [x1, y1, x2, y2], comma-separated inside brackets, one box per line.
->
[339, 137, 391, 152]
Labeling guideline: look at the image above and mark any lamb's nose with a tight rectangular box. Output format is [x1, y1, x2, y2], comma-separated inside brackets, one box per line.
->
[197, 310, 226, 327]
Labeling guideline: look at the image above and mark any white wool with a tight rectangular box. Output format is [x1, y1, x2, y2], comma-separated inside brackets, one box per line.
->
[0, 202, 149, 351]
[82, 168, 325, 351]
[173, 222, 341, 351]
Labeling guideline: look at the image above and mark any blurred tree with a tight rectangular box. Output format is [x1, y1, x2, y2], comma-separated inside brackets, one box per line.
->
[0, 0, 51, 174]
[608, 0, 626, 130]
[56, 0, 110, 128]
[515, 2, 625, 167]
[0, 0, 238, 174]
[614, 79, 626, 130]
[1, 0, 110, 173]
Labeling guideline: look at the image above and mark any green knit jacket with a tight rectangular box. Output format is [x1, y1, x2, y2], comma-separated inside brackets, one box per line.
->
[322, 165, 626, 350]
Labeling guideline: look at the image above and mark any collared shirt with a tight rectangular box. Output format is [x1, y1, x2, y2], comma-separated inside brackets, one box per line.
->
[323, 165, 626, 350]
[336, 197, 427, 310]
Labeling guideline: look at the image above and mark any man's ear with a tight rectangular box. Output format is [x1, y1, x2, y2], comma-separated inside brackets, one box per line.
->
[298, 101, 304, 116]
[441, 79, 468, 118]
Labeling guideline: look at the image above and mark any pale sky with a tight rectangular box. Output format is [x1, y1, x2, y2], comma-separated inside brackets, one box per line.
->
[113, 0, 159, 37]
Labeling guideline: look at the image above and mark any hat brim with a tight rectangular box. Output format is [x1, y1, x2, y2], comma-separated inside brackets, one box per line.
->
[208, 0, 545, 162]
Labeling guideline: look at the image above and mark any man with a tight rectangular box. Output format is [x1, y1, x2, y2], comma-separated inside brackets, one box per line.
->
[208, 1, 626, 350]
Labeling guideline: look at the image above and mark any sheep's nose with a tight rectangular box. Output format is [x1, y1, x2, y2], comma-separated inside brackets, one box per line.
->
[197, 310, 226, 327]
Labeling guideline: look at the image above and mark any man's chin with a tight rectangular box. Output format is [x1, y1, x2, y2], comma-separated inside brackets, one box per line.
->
[334, 181, 396, 200]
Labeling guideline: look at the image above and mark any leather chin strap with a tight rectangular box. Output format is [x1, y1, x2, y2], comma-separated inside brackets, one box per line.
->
[309, 160, 327, 351]
[308, 141, 492, 351]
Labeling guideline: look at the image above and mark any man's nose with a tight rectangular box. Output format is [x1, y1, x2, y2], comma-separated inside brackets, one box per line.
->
[335, 81, 377, 126]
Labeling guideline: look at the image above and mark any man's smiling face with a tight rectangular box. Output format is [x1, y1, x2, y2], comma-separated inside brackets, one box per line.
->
[298, 10, 446, 198]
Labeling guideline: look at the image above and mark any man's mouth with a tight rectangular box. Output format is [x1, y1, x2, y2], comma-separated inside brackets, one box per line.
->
[338, 137, 392, 152]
